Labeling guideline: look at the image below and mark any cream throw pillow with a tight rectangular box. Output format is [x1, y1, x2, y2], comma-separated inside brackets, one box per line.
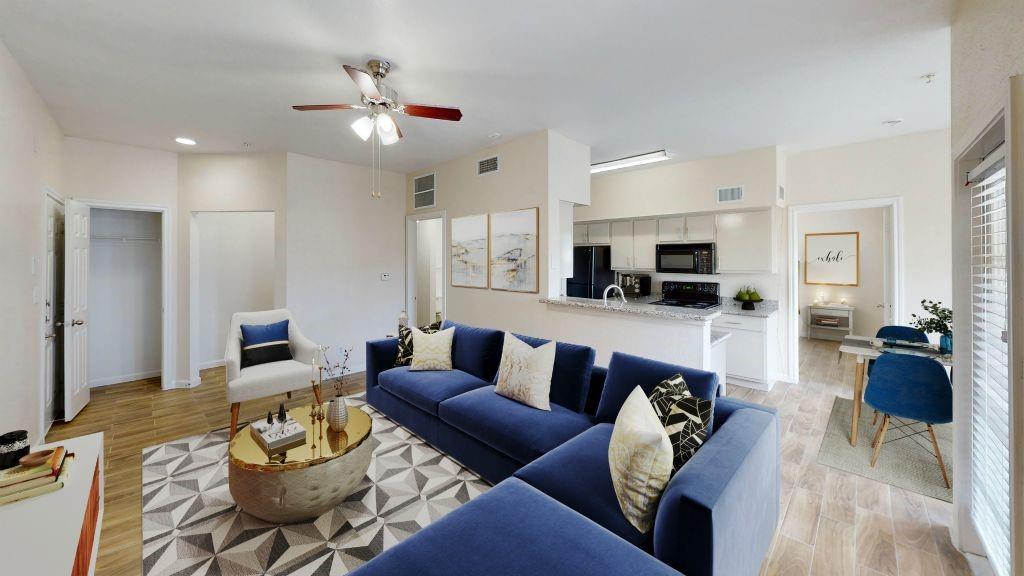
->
[409, 327, 454, 371]
[608, 386, 674, 533]
[494, 333, 556, 411]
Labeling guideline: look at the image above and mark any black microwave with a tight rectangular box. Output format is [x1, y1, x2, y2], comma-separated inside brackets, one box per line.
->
[655, 243, 716, 274]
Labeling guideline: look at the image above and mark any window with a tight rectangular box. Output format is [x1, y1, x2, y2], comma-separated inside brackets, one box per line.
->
[969, 161, 1011, 576]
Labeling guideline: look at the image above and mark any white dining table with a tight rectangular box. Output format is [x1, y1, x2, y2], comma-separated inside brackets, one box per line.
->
[838, 335, 953, 447]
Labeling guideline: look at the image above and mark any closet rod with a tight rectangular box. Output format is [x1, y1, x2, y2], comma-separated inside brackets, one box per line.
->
[90, 235, 161, 242]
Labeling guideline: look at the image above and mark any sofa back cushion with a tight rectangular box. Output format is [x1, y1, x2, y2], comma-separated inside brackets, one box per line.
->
[441, 320, 505, 381]
[509, 333, 595, 412]
[595, 352, 719, 426]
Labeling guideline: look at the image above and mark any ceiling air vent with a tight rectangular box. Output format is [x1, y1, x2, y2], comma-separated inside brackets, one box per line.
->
[477, 156, 499, 175]
[717, 185, 744, 204]
[413, 173, 436, 209]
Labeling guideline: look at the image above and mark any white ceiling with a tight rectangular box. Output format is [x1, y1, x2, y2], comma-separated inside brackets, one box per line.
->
[0, 0, 953, 173]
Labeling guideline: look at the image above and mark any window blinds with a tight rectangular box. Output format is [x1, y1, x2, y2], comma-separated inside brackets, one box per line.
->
[969, 162, 1011, 576]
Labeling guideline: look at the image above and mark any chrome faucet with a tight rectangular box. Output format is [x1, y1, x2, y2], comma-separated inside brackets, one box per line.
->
[603, 284, 627, 306]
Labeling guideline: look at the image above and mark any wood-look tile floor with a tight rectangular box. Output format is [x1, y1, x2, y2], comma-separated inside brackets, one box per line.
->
[46, 368, 365, 576]
[46, 340, 973, 576]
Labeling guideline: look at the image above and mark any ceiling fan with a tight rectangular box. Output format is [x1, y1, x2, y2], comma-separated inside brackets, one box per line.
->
[292, 59, 462, 145]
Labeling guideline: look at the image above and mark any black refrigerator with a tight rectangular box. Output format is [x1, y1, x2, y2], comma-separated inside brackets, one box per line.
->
[567, 246, 616, 299]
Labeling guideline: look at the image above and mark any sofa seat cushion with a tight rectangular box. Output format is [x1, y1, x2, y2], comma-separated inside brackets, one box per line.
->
[349, 478, 680, 576]
[515, 423, 647, 548]
[378, 367, 490, 416]
[228, 359, 311, 403]
[438, 385, 593, 464]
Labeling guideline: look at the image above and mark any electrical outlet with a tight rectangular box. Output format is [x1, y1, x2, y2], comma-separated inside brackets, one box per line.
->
[380, 273, 392, 281]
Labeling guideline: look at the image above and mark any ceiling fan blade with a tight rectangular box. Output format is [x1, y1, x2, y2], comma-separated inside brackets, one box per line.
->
[401, 104, 463, 121]
[343, 64, 382, 101]
[292, 104, 362, 111]
[395, 119, 403, 140]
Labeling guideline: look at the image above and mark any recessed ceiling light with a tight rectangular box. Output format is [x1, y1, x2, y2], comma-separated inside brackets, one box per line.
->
[590, 150, 671, 174]
[882, 119, 904, 127]
[175, 137, 197, 146]
[488, 132, 502, 140]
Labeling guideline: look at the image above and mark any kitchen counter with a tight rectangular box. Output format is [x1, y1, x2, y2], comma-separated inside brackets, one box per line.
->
[718, 299, 779, 318]
[540, 295, 721, 322]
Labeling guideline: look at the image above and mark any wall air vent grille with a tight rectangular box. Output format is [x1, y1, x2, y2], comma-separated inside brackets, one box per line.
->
[477, 156, 499, 175]
[778, 185, 785, 202]
[717, 185, 744, 203]
[413, 173, 436, 209]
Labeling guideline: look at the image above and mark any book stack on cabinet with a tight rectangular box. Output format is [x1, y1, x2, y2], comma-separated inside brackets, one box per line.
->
[0, 433, 103, 576]
[0, 445, 73, 505]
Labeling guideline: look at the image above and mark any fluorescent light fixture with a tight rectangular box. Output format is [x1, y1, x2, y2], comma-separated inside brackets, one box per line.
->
[175, 137, 196, 146]
[590, 150, 670, 174]
[351, 116, 375, 141]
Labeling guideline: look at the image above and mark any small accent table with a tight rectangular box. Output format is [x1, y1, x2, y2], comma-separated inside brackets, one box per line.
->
[228, 405, 372, 523]
[808, 303, 854, 341]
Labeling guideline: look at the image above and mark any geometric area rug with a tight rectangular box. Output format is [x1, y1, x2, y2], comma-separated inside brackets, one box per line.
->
[141, 394, 491, 575]
[817, 396, 952, 503]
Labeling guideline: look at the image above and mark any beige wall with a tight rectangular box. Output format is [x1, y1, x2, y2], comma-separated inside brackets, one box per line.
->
[797, 208, 886, 338]
[0, 38, 64, 443]
[62, 137, 178, 206]
[285, 152, 406, 372]
[787, 129, 952, 324]
[951, 0, 1024, 148]
[576, 146, 779, 221]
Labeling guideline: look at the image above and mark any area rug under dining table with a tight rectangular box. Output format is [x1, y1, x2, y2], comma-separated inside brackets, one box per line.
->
[140, 394, 490, 575]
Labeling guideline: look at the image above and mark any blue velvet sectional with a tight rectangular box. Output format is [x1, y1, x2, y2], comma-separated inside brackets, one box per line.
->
[356, 320, 780, 576]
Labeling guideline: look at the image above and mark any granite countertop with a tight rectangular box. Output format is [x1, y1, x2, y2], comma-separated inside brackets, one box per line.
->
[540, 295, 721, 322]
[541, 294, 779, 321]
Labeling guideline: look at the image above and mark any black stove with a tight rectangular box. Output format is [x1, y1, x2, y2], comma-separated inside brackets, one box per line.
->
[651, 281, 720, 309]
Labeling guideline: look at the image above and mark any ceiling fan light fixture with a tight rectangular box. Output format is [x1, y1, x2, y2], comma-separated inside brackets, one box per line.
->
[351, 115, 375, 141]
[376, 112, 400, 145]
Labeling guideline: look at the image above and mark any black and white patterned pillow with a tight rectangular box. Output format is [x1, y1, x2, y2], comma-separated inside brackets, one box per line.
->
[394, 321, 443, 366]
[648, 374, 713, 472]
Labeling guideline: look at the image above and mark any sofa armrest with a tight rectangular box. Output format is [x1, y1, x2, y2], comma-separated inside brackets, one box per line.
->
[289, 325, 319, 366]
[366, 338, 399, 388]
[653, 407, 779, 576]
[224, 333, 241, 383]
[713, 396, 777, 434]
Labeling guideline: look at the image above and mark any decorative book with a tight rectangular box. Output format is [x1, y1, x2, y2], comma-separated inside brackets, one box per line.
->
[0, 445, 66, 489]
[0, 453, 74, 506]
[250, 417, 307, 456]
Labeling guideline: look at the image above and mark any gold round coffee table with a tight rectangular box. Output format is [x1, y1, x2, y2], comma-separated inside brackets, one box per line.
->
[228, 405, 372, 523]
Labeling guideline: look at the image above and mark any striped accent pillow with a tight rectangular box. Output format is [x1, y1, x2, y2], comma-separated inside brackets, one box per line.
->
[647, 374, 713, 472]
[240, 319, 292, 369]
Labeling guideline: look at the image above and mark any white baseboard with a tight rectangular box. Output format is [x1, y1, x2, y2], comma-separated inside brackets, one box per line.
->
[167, 378, 200, 389]
[90, 369, 161, 388]
[199, 359, 225, 370]
[726, 377, 774, 392]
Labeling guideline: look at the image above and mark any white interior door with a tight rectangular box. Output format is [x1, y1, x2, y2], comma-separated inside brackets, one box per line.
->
[881, 208, 894, 325]
[64, 200, 90, 421]
[43, 197, 62, 426]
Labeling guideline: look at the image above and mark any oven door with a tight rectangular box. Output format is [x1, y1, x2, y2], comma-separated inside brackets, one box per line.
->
[656, 245, 698, 273]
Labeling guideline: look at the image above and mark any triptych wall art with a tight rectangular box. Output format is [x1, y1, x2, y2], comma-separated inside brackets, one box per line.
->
[450, 207, 538, 293]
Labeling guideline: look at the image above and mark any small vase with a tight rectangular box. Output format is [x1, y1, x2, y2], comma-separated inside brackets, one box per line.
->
[327, 397, 349, 432]
[939, 333, 953, 355]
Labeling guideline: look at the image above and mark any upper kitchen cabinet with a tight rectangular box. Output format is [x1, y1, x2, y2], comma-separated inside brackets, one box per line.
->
[716, 209, 774, 273]
[633, 219, 657, 269]
[573, 224, 588, 244]
[610, 220, 635, 269]
[657, 217, 685, 242]
[684, 214, 716, 242]
[572, 222, 611, 245]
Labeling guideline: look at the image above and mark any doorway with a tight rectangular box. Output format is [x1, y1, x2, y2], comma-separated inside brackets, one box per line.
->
[787, 198, 902, 384]
[406, 211, 447, 326]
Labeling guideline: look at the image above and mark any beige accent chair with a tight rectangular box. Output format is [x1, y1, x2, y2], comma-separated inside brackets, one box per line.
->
[225, 309, 320, 439]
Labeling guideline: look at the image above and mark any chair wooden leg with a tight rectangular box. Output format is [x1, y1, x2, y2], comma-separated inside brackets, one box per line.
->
[872, 410, 878, 427]
[928, 424, 951, 489]
[286, 391, 292, 399]
[229, 403, 241, 441]
[870, 415, 889, 467]
[871, 413, 885, 448]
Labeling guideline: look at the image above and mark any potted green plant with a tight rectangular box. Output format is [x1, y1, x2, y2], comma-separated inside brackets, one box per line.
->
[910, 299, 953, 354]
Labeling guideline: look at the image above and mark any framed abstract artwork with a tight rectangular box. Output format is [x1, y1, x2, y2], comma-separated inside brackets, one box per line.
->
[489, 207, 539, 293]
[450, 214, 489, 288]
[804, 231, 860, 286]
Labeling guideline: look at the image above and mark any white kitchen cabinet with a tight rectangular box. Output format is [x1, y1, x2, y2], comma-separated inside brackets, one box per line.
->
[685, 214, 716, 242]
[573, 224, 588, 245]
[657, 217, 685, 243]
[712, 312, 778, 390]
[587, 222, 611, 244]
[610, 220, 634, 269]
[715, 210, 774, 273]
[633, 219, 657, 269]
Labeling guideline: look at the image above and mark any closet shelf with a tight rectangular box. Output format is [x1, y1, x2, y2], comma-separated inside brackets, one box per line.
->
[90, 235, 161, 242]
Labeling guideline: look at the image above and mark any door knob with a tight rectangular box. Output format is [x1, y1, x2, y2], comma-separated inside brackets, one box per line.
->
[71, 319, 85, 326]
[44, 333, 56, 340]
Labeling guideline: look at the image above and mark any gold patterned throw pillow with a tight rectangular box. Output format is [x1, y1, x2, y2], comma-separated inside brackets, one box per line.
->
[494, 333, 556, 411]
[608, 386, 674, 533]
[409, 327, 455, 371]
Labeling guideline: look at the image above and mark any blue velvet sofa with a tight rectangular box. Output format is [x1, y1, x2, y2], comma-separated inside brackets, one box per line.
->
[360, 321, 780, 576]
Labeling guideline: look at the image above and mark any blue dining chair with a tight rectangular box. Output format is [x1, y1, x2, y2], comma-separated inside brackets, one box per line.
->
[867, 325, 929, 375]
[864, 353, 952, 488]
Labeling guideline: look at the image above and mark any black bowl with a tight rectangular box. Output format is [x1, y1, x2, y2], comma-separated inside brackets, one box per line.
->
[0, 430, 29, 470]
